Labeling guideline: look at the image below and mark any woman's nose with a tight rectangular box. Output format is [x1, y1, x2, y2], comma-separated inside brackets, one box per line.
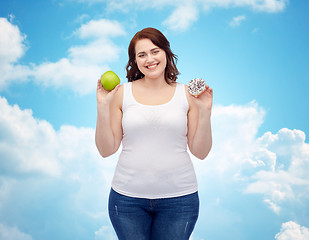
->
[146, 54, 154, 63]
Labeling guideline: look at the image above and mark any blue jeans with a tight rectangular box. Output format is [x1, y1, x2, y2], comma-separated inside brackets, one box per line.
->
[108, 188, 199, 240]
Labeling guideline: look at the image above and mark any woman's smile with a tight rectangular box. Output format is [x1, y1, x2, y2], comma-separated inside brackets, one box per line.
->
[135, 38, 167, 80]
[146, 63, 159, 70]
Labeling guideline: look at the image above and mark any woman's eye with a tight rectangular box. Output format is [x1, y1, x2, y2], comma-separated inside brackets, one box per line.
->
[138, 54, 145, 58]
[153, 50, 159, 54]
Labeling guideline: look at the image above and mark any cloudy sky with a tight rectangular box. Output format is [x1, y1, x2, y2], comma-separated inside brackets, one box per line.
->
[0, 0, 309, 239]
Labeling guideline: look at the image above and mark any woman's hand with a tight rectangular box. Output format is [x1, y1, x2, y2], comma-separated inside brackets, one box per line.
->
[190, 84, 213, 112]
[96, 79, 121, 105]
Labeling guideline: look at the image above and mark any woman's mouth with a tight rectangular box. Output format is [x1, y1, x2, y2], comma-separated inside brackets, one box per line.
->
[146, 63, 159, 70]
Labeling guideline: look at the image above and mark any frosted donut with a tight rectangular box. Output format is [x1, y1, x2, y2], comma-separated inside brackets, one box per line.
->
[188, 78, 207, 97]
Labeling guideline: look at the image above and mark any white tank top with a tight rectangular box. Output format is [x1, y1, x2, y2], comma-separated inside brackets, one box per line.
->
[111, 82, 198, 199]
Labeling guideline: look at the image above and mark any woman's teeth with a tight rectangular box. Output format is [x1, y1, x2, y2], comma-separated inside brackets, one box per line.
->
[147, 64, 157, 69]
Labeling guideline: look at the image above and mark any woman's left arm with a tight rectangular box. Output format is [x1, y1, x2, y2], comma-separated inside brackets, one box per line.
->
[186, 85, 213, 160]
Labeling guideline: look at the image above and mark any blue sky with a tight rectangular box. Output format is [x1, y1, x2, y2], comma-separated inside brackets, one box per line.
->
[0, 0, 309, 239]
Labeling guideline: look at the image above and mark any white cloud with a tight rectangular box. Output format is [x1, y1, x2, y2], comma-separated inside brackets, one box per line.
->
[31, 19, 126, 94]
[75, 19, 125, 39]
[0, 1, 289, 93]
[203, 0, 287, 12]
[0, 95, 118, 238]
[164, 0, 287, 31]
[1, 97, 308, 238]
[264, 198, 281, 214]
[0, 18, 126, 95]
[74, 0, 288, 13]
[68, 39, 121, 65]
[275, 221, 309, 240]
[244, 128, 309, 213]
[0, 96, 115, 178]
[0, 18, 31, 89]
[252, 0, 288, 13]
[191, 102, 309, 215]
[0, 97, 61, 177]
[31, 58, 105, 94]
[69, 0, 288, 31]
[229, 15, 246, 27]
[193, 101, 265, 175]
[163, 3, 199, 31]
[95, 226, 117, 240]
[0, 18, 26, 65]
[0, 223, 33, 240]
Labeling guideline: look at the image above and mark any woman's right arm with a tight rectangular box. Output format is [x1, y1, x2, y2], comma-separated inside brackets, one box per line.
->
[95, 79, 123, 158]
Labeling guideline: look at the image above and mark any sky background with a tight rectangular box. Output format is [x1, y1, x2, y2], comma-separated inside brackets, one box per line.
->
[0, 0, 309, 239]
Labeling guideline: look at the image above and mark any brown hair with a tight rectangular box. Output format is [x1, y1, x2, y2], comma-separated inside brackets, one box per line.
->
[126, 27, 179, 83]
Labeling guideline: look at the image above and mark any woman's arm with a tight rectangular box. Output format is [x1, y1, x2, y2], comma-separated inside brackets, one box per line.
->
[186, 85, 213, 160]
[95, 79, 123, 158]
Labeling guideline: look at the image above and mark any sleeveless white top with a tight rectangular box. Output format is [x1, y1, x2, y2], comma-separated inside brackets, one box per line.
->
[111, 82, 198, 199]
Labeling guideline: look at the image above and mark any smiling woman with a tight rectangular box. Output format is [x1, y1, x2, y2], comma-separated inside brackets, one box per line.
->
[95, 27, 213, 240]
[135, 39, 167, 81]
[126, 27, 179, 83]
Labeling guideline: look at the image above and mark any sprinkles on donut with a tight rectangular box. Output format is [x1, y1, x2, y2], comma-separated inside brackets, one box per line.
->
[188, 78, 207, 97]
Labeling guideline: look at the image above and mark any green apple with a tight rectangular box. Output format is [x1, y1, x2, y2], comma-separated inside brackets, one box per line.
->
[100, 71, 120, 91]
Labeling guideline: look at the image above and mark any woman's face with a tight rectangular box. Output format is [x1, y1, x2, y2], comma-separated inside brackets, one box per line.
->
[135, 38, 167, 80]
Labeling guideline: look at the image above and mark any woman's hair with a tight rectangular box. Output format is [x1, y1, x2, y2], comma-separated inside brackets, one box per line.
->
[126, 27, 179, 83]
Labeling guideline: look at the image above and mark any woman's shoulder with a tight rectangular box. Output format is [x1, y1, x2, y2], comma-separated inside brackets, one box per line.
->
[179, 82, 195, 110]
[111, 84, 124, 110]
[175, 81, 189, 95]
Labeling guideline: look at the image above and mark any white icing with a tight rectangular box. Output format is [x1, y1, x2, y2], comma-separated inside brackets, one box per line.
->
[188, 78, 206, 96]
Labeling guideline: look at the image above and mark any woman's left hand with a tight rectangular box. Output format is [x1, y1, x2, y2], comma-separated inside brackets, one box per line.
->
[190, 84, 213, 112]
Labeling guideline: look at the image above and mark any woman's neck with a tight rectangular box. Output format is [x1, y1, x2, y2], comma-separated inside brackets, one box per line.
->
[141, 76, 169, 89]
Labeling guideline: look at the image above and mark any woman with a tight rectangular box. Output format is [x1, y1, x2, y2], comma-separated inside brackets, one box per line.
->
[95, 27, 213, 240]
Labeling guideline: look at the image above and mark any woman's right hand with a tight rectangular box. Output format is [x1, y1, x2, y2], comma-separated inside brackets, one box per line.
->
[96, 79, 121, 105]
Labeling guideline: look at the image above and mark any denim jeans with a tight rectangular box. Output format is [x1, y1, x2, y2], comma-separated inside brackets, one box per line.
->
[108, 188, 199, 240]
